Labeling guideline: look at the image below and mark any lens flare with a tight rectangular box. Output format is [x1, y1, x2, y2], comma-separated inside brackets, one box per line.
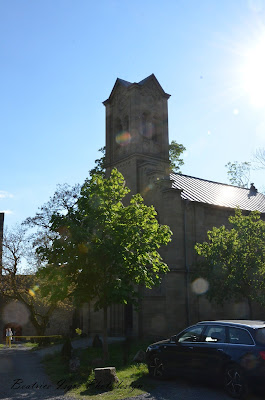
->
[191, 278, 209, 295]
[115, 131, 131, 146]
[242, 34, 265, 107]
[29, 284, 39, 297]
[141, 183, 154, 197]
[3, 301, 30, 326]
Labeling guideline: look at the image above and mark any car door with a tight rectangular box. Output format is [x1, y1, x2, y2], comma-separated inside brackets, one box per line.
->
[188, 324, 229, 379]
[165, 325, 206, 376]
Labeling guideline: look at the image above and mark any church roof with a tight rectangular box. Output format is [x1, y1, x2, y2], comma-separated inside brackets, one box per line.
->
[170, 173, 265, 213]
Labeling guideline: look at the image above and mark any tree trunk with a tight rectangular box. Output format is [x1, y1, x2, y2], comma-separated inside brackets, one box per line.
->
[102, 305, 109, 362]
[29, 316, 46, 336]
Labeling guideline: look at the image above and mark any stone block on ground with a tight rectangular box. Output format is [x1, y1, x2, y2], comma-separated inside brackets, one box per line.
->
[94, 367, 119, 389]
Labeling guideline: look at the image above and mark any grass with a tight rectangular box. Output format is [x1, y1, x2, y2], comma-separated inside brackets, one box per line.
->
[0, 343, 18, 348]
[22, 342, 39, 348]
[0, 342, 48, 350]
[42, 338, 156, 400]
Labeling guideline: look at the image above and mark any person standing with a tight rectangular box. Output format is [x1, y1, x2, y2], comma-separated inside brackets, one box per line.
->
[6, 328, 12, 348]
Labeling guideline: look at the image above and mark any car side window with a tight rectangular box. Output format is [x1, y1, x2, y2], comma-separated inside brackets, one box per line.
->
[203, 325, 226, 343]
[228, 327, 254, 345]
[178, 326, 204, 343]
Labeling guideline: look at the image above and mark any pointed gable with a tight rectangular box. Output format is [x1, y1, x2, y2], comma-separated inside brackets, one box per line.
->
[138, 74, 170, 99]
[103, 74, 170, 105]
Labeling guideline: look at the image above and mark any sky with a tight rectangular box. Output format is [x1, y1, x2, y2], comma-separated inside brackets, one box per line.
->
[1, 0, 265, 228]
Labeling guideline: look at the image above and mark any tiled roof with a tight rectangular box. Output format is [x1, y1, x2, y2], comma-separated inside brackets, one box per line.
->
[170, 173, 265, 213]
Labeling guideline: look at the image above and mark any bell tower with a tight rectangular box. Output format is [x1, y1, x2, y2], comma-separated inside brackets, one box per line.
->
[103, 74, 171, 192]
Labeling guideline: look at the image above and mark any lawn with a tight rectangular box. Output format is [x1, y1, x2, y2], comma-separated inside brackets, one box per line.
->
[42, 338, 156, 400]
[0, 342, 39, 349]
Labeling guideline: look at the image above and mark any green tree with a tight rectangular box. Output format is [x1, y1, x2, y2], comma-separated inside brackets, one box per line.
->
[36, 168, 172, 359]
[194, 209, 265, 318]
[225, 161, 251, 188]
[89, 146, 106, 176]
[169, 140, 186, 173]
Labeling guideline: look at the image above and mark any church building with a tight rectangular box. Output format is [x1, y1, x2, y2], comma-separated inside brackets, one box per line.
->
[84, 74, 265, 339]
[1, 75, 265, 340]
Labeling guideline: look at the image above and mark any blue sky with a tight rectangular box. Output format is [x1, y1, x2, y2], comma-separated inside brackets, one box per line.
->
[1, 0, 265, 227]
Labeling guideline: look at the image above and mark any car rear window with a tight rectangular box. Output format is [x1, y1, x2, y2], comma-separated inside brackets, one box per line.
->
[228, 327, 254, 345]
[254, 328, 265, 345]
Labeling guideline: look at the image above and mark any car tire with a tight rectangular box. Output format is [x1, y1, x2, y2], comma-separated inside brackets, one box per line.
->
[224, 364, 248, 399]
[148, 355, 167, 379]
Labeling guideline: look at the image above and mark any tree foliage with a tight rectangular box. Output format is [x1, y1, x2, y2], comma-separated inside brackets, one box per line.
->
[194, 209, 265, 317]
[253, 147, 265, 170]
[169, 140, 186, 173]
[36, 168, 172, 357]
[89, 146, 106, 176]
[225, 161, 251, 188]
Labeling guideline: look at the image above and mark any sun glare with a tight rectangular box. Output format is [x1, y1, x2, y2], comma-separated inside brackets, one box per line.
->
[242, 35, 265, 107]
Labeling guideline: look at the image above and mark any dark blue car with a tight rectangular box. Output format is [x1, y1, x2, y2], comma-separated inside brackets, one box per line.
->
[146, 320, 265, 398]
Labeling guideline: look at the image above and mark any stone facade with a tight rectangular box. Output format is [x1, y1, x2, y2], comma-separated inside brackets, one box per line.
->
[96, 74, 265, 339]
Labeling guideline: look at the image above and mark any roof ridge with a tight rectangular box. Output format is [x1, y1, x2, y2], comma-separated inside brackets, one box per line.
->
[116, 78, 132, 87]
[171, 172, 254, 191]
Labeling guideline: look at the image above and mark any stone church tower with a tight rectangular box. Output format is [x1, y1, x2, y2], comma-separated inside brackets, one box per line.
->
[103, 75, 185, 337]
[103, 74, 171, 193]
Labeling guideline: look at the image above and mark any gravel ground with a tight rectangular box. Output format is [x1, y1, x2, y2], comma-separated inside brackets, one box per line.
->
[0, 345, 77, 400]
[0, 344, 263, 400]
[123, 378, 263, 400]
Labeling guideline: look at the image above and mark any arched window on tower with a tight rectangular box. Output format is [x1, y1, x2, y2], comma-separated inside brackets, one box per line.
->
[124, 115, 129, 132]
[116, 118, 123, 135]
[141, 112, 153, 139]
[152, 114, 160, 143]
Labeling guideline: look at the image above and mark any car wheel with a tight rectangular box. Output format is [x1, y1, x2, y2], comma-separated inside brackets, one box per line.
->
[148, 355, 166, 379]
[224, 365, 248, 399]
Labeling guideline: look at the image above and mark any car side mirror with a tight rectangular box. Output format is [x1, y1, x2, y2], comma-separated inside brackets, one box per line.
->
[171, 335, 181, 344]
